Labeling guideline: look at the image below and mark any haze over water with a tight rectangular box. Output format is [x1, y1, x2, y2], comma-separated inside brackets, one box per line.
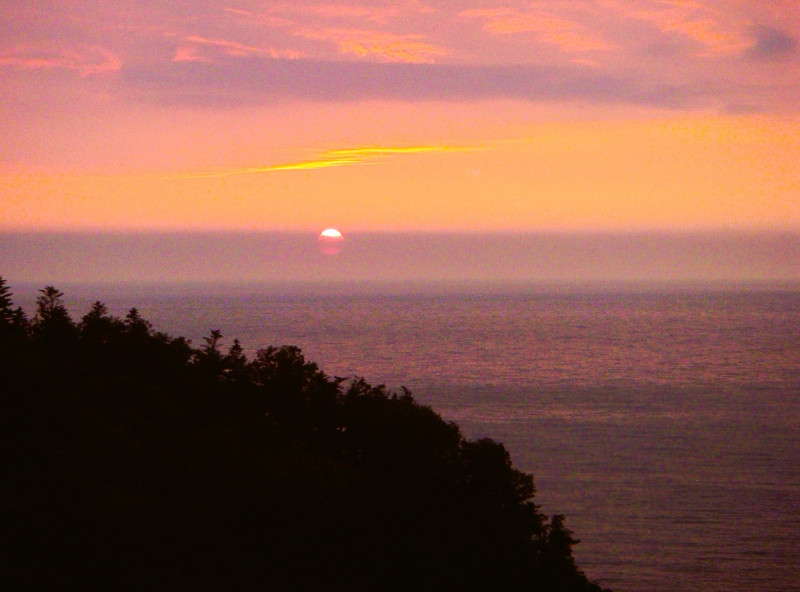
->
[3, 231, 799, 286]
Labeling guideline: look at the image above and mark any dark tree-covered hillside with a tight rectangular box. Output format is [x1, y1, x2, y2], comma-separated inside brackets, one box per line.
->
[1, 277, 609, 591]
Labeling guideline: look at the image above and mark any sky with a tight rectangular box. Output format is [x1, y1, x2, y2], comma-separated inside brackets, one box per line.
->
[1, 0, 799, 234]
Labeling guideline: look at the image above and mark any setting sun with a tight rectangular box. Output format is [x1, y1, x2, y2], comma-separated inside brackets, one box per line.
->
[318, 228, 344, 255]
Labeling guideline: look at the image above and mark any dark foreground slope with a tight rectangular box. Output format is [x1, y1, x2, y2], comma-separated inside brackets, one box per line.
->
[2, 279, 608, 591]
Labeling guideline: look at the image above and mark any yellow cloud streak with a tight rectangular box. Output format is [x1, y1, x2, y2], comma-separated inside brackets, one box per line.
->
[166, 158, 362, 179]
[167, 145, 485, 179]
[326, 145, 482, 157]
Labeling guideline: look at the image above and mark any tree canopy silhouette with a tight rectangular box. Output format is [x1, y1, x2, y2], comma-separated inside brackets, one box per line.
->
[2, 278, 609, 591]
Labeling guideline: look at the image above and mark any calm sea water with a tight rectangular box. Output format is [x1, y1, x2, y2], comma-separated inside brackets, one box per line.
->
[16, 284, 800, 592]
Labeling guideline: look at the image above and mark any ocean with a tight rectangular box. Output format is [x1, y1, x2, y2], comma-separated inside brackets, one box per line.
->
[13, 283, 800, 592]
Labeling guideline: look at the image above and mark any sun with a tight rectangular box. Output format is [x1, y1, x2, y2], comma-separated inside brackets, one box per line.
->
[318, 228, 344, 255]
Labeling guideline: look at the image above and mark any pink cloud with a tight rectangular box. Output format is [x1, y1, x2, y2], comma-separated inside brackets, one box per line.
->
[293, 27, 446, 62]
[173, 36, 305, 62]
[459, 7, 614, 53]
[1, 1, 798, 115]
[255, 2, 444, 63]
[172, 45, 213, 64]
[265, 1, 434, 24]
[0, 44, 121, 77]
[613, 0, 750, 56]
[222, 7, 253, 17]
[292, 4, 401, 24]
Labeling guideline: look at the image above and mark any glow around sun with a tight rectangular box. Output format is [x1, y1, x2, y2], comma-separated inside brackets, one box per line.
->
[318, 228, 344, 255]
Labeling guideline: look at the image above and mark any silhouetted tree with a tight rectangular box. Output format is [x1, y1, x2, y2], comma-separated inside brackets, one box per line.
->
[1, 280, 610, 592]
[31, 285, 77, 354]
[0, 277, 26, 338]
[251, 345, 341, 434]
[34, 285, 68, 322]
[0, 276, 13, 322]
[124, 307, 151, 337]
[203, 328, 223, 352]
[222, 338, 249, 385]
[80, 301, 123, 343]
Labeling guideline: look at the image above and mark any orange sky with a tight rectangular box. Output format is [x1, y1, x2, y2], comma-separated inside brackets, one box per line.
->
[1, 1, 799, 232]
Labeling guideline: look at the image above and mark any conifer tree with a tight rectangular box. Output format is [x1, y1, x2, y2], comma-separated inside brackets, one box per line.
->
[0, 276, 13, 322]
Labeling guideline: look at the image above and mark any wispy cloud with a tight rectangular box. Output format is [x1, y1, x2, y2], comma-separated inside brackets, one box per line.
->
[168, 145, 484, 179]
[0, 44, 121, 76]
[258, 2, 445, 62]
[291, 27, 446, 62]
[187, 158, 362, 177]
[327, 146, 480, 157]
[173, 36, 304, 63]
[222, 7, 253, 18]
[460, 7, 613, 53]
[616, 0, 749, 56]
[3, 1, 799, 115]
[278, 3, 401, 24]
[266, 2, 434, 24]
